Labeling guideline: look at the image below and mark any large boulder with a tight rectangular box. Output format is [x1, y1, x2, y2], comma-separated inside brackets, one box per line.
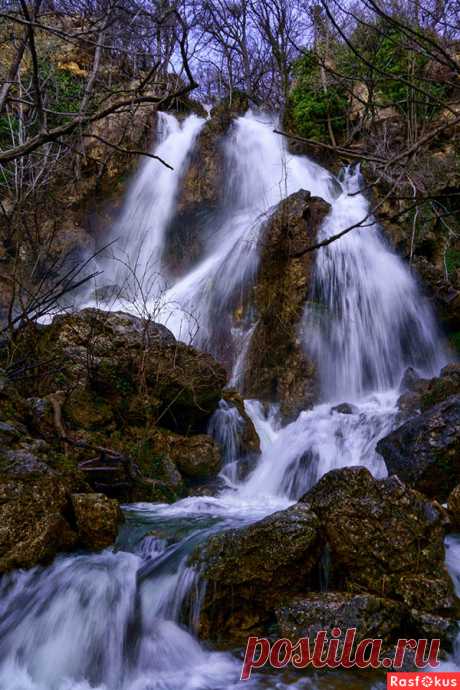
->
[30, 309, 227, 434]
[376, 395, 460, 501]
[301, 467, 455, 615]
[6, 309, 227, 505]
[192, 466, 457, 648]
[0, 450, 125, 572]
[149, 429, 221, 480]
[192, 503, 321, 642]
[243, 191, 330, 421]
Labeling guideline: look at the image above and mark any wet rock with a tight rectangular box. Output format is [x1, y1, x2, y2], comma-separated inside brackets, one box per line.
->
[301, 467, 455, 613]
[376, 395, 460, 501]
[396, 363, 460, 414]
[193, 503, 321, 642]
[408, 610, 458, 647]
[399, 367, 426, 394]
[420, 364, 460, 411]
[331, 402, 358, 415]
[163, 96, 249, 276]
[276, 592, 403, 644]
[0, 474, 78, 572]
[71, 493, 123, 550]
[243, 191, 330, 421]
[397, 391, 422, 414]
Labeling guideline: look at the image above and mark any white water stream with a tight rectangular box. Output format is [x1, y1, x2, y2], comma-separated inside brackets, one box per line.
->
[0, 111, 453, 690]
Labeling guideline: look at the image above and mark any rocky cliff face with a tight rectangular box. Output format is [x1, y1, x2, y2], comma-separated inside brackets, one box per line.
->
[243, 191, 330, 421]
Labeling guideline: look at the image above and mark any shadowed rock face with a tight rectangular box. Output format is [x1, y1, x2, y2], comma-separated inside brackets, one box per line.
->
[243, 190, 331, 422]
[162, 96, 250, 277]
[377, 395, 460, 501]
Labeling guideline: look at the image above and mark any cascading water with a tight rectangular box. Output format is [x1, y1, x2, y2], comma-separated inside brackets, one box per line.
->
[102, 112, 205, 301]
[303, 165, 445, 401]
[0, 110, 453, 690]
[208, 400, 245, 485]
[239, 163, 449, 502]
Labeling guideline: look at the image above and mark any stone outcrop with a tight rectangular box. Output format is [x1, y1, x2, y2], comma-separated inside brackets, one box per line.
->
[377, 395, 460, 501]
[222, 390, 261, 458]
[149, 430, 221, 480]
[30, 309, 226, 435]
[193, 503, 321, 641]
[0, 473, 78, 573]
[0, 465, 123, 572]
[71, 493, 123, 550]
[193, 467, 457, 647]
[301, 467, 453, 611]
[163, 95, 249, 276]
[0, 306, 229, 569]
[276, 593, 403, 645]
[243, 190, 330, 421]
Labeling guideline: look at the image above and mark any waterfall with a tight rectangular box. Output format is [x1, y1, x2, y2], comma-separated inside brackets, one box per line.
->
[238, 163, 448, 501]
[97, 111, 336, 366]
[303, 165, 446, 401]
[102, 112, 205, 303]
[0, 110, 452, 690]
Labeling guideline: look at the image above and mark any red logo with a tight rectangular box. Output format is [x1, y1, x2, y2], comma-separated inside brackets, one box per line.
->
[387, 673, 460, 688]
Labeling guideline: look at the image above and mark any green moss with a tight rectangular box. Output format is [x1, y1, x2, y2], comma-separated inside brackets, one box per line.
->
[38, 60, 85, 127]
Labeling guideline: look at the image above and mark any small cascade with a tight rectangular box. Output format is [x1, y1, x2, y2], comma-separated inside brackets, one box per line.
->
[237, 165, 449, 501]
[208, 399, 245, 484]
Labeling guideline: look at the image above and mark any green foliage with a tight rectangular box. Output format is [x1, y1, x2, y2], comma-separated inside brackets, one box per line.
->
[287, 23, 449, 143]
[338, 25, 448, 120]
[41, 61, 85, 126]
[287, 51, 347, 142]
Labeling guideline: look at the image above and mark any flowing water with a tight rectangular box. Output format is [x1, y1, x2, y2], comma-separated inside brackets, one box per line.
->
[0, 111, 454, 690]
